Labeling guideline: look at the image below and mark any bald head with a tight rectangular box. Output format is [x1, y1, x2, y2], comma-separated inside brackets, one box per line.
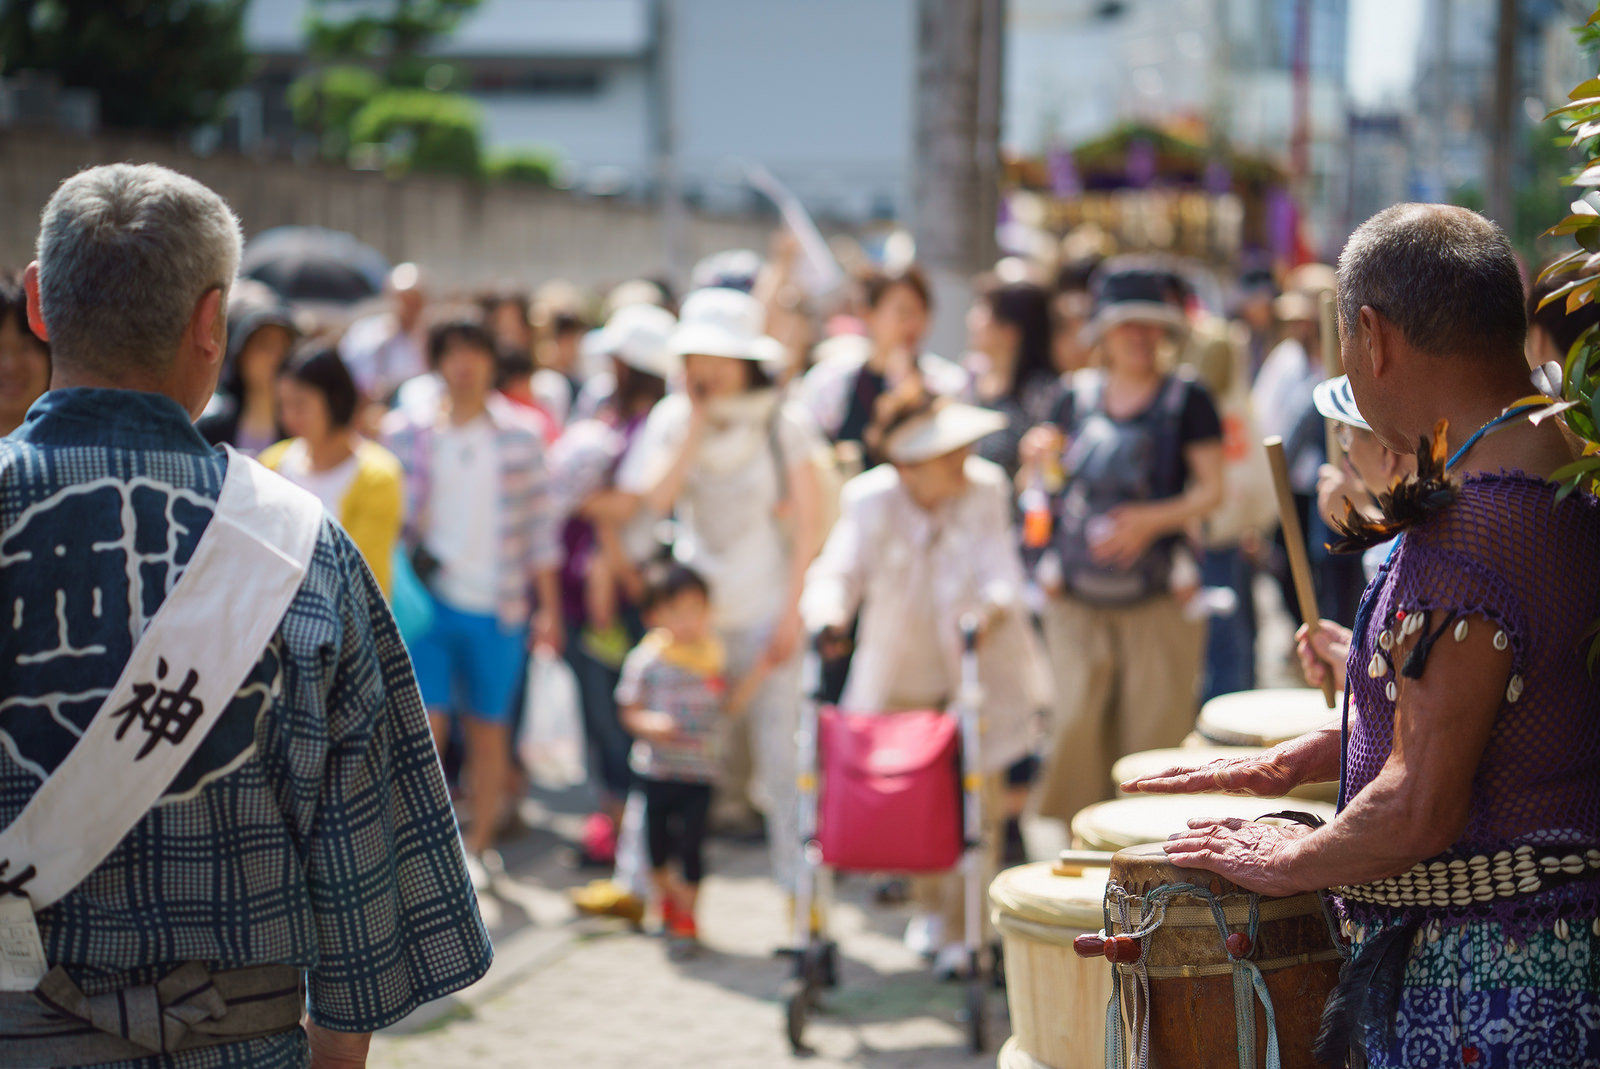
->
[1337, 204, 1525, 367]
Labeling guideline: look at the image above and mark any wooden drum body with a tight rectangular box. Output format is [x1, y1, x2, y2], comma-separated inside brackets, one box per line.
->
[1094, 844, 1342, 1069]
[990, 862, 1112, 1069]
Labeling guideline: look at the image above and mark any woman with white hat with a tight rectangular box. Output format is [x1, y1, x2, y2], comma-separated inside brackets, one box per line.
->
[612, 287, 826, 901]
[802, 391, 1051, 976]
[1022, 261, 1225, 828]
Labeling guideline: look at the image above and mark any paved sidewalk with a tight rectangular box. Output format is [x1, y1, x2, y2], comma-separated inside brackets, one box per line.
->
[370, 824, 1009, 1069]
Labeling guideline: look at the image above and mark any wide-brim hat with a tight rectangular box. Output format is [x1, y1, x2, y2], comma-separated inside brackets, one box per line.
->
[668, 286, 787, 365]
[1273, 291, 1318, 323]
[883, 401, 1009, 465]
[1084, 261, 1190, 345]
[1312, 375, 1369, 432]
[585, 303, 680, 380]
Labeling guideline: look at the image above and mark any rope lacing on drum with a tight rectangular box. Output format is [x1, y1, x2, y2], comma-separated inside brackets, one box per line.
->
[1101, 882, 1282, 1069]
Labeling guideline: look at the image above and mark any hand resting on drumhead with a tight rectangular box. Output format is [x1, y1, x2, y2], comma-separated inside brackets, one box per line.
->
[1164, 817, 1315, 898]
[1160, 612, 1511, 896]
[1120, 726, 1342, 798]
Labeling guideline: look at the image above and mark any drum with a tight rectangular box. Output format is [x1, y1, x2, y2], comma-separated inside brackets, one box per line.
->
[1070, 794, 1337, 852]
[1112, 747, 1339, 804]
[990, 860, 1112, 1069]
[1079, 843, 1342, 1069]
[1195, 688, 1340, 748]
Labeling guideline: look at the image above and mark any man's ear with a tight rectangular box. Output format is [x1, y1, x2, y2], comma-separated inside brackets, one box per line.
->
[1358, 305, 1387, 379]
[22, 263, 49, 342]
[191, 287, 226, 368]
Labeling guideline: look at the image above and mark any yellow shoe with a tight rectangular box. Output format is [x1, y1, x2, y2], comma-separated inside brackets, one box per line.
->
[786, 895, 825, 936]
[569, 880, 646, 929]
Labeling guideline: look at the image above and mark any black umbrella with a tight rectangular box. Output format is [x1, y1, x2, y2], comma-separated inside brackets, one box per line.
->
[239, 226, 391, 305]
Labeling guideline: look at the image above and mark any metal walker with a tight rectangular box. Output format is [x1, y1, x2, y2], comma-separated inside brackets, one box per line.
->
[782, 616, 989, 1055]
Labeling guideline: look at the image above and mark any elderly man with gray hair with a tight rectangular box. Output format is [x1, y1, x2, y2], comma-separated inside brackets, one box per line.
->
[0, 164, 490, 1068]
[1125, 204, 1600, 1068]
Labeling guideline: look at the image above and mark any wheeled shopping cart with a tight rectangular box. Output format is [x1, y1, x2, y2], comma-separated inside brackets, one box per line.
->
[782, 616, 989, 1055]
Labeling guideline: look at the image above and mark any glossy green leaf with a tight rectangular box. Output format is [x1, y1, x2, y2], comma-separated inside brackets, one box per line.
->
[1572, 76, 1600, 98]
[1548, 456, 1600, 484]
[1539, 249, 1590, 281]
[1549, 97, 1600, 119]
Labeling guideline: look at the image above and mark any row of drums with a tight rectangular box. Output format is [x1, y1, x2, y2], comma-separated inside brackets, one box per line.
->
[992, 689, 1344, 1069]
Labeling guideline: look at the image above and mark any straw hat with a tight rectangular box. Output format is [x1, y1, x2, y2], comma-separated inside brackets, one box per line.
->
[668, 287, 786, 364]
[584, 303, 679, 380]
[883, 401, 1009, 465]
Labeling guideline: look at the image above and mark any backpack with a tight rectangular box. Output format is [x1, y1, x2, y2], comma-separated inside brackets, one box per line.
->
[1051, 369, 1193, 605]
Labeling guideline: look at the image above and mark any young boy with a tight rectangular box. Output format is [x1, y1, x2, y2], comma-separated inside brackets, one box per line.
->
[616, 566, 753, 959]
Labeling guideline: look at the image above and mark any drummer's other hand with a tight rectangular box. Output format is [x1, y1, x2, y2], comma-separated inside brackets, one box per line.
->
[1294, 619, 1352, 694]
[1163, 817, 1310, 896]
[1121, 753, 1298, 798]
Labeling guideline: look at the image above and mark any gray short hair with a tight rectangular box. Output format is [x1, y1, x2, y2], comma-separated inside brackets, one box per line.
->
[1336, 203, 1525, 363]
[36, 163, 242, 376]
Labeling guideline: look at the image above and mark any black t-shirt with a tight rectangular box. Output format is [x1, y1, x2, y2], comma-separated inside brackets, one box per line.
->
[1051, 372, 1222, 494]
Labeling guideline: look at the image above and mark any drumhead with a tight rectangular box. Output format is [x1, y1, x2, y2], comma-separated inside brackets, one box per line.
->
[989, 860, 1108, 931]
[1071, 794, 1337, 852]
[1196, 688, 1341, 747]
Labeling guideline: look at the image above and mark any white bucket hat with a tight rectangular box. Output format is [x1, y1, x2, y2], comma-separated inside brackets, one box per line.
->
[883, 401, 1009, 465]
[668, 287, 787, 364]
[1312, 375, 1369, 432]
[584, 303, 679, 380]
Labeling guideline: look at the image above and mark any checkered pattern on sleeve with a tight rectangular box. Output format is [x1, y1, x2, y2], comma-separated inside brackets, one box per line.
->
[0, 392, 491, 1069]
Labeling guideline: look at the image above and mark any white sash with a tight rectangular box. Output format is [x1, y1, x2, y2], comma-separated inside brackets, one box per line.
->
[0, 447, 324, 912]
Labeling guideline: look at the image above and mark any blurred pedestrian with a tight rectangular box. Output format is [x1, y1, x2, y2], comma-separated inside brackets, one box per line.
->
[616, 565, 739, 959]
[1024, 261, 1225, 825]
[963, 276, 1060, 477]
[261, 343, 404, 596]
[798, 265, 968, 460]
[802, 393, 1050, 977]
[0, 269, 51, 435]
[549, 303, 678, 873]
[533, 309, 589, 427]
[615, 287, 825, 903]
[340, 261, 429, 405]
[383, 316, 564, 883]
[0, 161, 488, 1067]
[196, 284, 296, 455]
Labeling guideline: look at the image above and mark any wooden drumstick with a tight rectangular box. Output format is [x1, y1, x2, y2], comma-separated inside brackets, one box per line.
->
[1265, 435, 1337, 709]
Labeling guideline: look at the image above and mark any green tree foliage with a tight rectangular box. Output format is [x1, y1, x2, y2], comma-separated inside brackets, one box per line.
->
[0, 0, 251, 130]
[289, 64, 385, 161]
[305, 0, 480, 87]
[486, 147, 562, 187]
[349, 89, 482, 178]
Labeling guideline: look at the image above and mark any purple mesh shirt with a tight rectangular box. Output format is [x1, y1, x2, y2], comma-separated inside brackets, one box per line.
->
[1338, 473, 1600, 939]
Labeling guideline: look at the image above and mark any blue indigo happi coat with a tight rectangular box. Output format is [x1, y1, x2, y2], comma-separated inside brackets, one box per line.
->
[0, 389, 492, 1068]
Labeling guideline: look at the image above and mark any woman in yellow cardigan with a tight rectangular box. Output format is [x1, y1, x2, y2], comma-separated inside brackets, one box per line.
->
[260, 343, 404, 595]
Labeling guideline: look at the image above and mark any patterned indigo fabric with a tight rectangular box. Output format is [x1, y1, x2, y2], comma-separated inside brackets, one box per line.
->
[381, 394, 561, 631]
[1355, 915, 1600, 1069]
[0, 389, 492, 1069]
[1339, 473, 1600, 940]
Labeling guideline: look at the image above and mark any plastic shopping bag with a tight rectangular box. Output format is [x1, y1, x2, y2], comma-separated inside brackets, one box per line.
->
[389, 545, 435, 644]
[516, 648, 587, 790]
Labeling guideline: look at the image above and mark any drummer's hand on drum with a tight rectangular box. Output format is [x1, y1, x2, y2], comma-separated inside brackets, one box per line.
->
[1120, 751, 1300, 798]
[1163, 817, 1315, 897]
[1295, 619, 1352, 694]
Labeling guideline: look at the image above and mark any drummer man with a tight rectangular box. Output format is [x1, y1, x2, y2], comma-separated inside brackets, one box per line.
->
[1125, 204, 1600, 1068]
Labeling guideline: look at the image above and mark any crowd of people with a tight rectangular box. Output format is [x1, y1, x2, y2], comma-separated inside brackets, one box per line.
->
[4, 162, 1598, 1069]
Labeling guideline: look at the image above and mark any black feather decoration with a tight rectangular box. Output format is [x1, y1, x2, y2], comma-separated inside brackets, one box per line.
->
[1314, 919, 1420, 1069]
[1328, 420, 1459, 554]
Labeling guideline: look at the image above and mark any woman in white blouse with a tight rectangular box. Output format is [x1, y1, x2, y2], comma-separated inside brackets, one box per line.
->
[800, 394, 1052, 976]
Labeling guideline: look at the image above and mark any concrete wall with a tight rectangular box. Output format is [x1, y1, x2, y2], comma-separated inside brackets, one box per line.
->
[0, 129, 775, 290]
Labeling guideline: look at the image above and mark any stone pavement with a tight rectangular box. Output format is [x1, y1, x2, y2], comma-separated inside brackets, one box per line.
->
[370, 805, 1009, 1069]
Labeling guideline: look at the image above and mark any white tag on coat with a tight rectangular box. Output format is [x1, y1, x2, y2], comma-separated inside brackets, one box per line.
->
[0, 895, 47, 991]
